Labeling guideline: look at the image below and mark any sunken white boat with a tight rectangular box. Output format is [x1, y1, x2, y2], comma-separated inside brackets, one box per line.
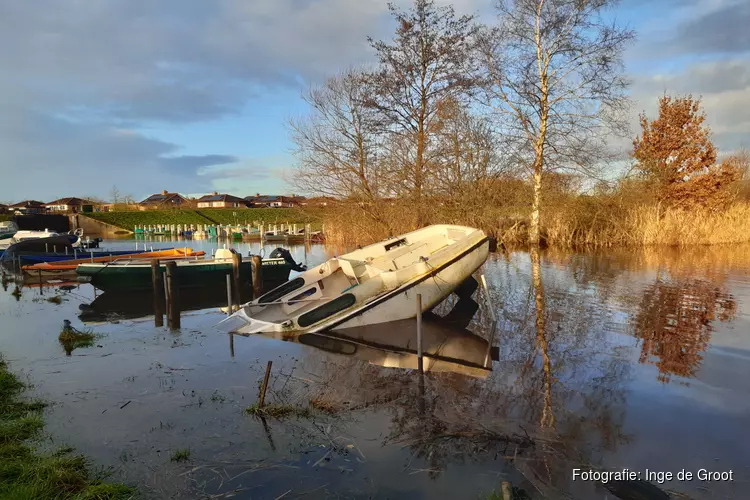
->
[221, 224, 489, 335]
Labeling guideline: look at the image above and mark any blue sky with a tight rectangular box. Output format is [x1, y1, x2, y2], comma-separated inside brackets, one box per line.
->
[0, 0, 747, 203]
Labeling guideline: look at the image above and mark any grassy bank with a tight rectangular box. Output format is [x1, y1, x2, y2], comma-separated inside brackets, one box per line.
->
[0, 213, 12, 222]
[320, 199, 750, 248]
[0, 355, 134, 499]
[85, 208, 321, 230]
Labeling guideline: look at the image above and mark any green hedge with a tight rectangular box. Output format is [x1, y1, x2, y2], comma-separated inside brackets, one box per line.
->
[85, 208, 320, 230]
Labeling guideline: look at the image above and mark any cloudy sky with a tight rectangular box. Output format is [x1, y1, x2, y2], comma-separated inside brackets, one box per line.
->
[0, 0, 747, 203]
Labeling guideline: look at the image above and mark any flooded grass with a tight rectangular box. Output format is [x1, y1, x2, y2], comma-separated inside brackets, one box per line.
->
[245, 403, 312, 419]
[170, 449, 191, 462]
[0, 356, 134, 499]
[58, 326, 99, 355]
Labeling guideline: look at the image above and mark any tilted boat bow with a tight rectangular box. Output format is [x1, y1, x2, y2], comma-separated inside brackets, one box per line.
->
[220, 224, 489, 336]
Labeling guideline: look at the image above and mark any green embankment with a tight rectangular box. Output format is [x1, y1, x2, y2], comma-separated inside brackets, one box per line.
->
[86, 208, 321, 231]
[0, 356, 134, 499]
[0, 214, 12, 222]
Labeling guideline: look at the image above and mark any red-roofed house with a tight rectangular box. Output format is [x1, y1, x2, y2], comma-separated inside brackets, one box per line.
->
[138, 190, 188, 210]
[45, 197, 93, 213]
[10, 200, 47, 214]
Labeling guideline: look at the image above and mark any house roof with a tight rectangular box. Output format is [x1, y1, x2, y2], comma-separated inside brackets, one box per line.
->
[10, 200, 45, 208]
[139, 192, 186, 204]
[245, 195, 300, 203]
[46, 197, 92, 205]
[197, 193, 247, 203]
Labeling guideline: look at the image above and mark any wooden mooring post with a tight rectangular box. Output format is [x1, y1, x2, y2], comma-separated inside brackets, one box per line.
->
[165, 261, 180, 329]
[151, 259, 163, 327]
[416, 293, 423, 374]
[258, 360, 273, 408]
[226, 274, 233, 315]
[231, 250, 242, 310]
[251, 255, 263, 299]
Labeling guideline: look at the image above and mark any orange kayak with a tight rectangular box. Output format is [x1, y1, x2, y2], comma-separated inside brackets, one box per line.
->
[23, 248, 206, 272]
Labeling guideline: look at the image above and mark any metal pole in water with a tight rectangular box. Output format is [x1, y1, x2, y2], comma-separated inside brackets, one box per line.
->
[53, 245, 57, 254]
[90, 251, 94, 263]
[45, 244, 49, 253]
[480, 274, 498, 369]
[259, 360, 272, 408]
[416, 293, 423, 374]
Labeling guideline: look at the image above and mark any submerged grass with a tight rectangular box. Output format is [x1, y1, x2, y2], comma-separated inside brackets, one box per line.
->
[0, 355, 134, 499]
[169, 449, 191, 462]
[58, 327, 99, 355]
[245, 403, 312, 419]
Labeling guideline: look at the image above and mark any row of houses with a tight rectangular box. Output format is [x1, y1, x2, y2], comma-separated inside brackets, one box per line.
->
[0, 192, 335, 214]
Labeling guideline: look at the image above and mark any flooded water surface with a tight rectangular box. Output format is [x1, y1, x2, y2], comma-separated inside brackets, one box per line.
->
[1, 238, 749, 499]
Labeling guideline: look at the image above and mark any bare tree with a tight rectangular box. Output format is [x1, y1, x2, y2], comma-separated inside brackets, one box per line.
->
[479, 0, 634, 245]
[366, 0, 480, 224]
[432, 98, 502, 199]
[289, 70, 384, 205]
[110, 185, 121, 204]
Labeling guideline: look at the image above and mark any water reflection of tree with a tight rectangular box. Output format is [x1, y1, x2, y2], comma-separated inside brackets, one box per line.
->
[295, 249, 633, 497]
[633, 278, 736, 383]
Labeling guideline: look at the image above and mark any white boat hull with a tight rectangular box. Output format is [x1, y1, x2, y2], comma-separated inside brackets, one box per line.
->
[313, 238, 487, 332]
[221, 224, 490, 336]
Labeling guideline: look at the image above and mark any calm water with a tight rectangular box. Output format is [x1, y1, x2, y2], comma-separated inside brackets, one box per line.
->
[1, 238, 749, 499]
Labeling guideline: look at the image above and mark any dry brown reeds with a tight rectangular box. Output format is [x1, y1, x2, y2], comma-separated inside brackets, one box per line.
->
[315, 199, 750, 249]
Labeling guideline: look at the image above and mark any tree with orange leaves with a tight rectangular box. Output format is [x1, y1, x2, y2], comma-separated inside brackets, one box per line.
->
[632, 95, 742, 210]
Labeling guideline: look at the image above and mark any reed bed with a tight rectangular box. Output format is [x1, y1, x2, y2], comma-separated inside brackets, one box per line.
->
[316, 200, 750, 249]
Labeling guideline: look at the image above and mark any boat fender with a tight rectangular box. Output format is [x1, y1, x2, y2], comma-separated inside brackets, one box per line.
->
[269, 247, 307, 272]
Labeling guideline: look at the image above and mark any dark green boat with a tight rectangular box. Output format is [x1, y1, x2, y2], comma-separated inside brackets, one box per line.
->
[76, 257, 294, 292]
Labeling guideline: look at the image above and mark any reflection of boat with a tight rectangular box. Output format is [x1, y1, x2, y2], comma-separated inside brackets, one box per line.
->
[78, 286, 230, 322]
[76, 249, 296, 292]
[299, 318, 495, 378]
[222, 225, 489, 336]
[22, 248, 205, 277]
[263, 229, 306, 243]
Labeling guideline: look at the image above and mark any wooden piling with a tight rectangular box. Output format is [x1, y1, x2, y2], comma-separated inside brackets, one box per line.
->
[226, 274, 233, 315]
[165, 261, 180, 328]
[231, 250, 243, 309]
[250, 255, 263, 299]
[259, 360, 272, 408]
[416, 293, 423, 374]
[152, 259, 163, 327]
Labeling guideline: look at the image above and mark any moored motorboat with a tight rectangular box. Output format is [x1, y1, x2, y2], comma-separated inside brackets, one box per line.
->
[22, 248, 205, 277]
[1, 234, 80, 270]
[76, 248, 299, 292]
[220, 224, 489, 336]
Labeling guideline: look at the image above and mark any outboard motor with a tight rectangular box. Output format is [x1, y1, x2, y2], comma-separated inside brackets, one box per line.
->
[268, 247, 307, 272]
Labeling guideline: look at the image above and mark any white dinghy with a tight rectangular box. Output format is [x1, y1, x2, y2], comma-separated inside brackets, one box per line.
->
[220, 224, 489, 336]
